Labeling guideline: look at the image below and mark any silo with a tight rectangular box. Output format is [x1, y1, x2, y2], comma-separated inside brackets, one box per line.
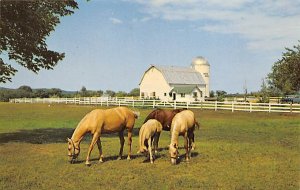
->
[191, 56, 210, 97]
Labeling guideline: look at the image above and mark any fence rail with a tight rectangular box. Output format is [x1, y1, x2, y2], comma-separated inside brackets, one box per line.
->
[9, 97, 300, 113]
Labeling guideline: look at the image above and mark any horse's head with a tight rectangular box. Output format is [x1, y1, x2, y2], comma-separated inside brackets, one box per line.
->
[169, 143, 178, 165]
[67, 138, 80, 164]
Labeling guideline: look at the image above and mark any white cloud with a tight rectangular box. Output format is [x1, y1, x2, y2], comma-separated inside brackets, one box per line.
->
[128, 0, 300, 51]
[109, 17, 123, 24]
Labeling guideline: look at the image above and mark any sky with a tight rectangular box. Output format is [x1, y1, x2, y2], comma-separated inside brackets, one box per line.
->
[2, 0, 300, 93]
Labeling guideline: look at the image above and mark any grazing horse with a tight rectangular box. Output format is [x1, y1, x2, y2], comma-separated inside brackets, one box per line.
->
[137, 119, 163, 164]
[143, 108, 186, 152]
[67, 107, 138, 166]
[169, 110, 197, 165]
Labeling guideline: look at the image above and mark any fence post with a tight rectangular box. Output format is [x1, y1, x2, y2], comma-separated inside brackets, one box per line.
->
[174, 101, 177, 109]
[250, 102, 252, 113]
[290, 103, 293, 113]
[187, 102, 189, 109]
[118, 99, 121, 107]
[153, 100, 155, 108]
[106, 98, 109, 107]
[215, 101, 217, 111]
[132, 99, 135, 108]
[269, 103, 271, 113]
[231, 101, 234, 112]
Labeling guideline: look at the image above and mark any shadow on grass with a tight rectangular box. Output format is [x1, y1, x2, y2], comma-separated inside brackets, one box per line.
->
[71, 154, 146, 165]
[0, 128, 140, 144]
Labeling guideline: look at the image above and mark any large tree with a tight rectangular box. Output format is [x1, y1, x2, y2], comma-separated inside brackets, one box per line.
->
[267, 42, 300, 95]
[0, 0, 78, 83]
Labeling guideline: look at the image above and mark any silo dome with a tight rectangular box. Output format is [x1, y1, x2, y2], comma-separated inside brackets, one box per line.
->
[192, 56, 210, 66]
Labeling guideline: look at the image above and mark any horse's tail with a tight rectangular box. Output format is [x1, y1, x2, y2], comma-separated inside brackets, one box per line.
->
[138, 125, 147, 153]
[195, 120, 200, 130]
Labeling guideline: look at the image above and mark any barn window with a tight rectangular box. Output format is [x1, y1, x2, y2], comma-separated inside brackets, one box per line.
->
[164, 93, 167, 96]
[193, 92, 198, 98]
[141, 92, 145, 98]
[181, 93, 185, 97]
[152, 92, 156, 98]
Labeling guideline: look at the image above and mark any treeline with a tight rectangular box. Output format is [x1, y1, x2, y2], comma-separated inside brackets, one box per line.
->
[0, 86, 140, 102]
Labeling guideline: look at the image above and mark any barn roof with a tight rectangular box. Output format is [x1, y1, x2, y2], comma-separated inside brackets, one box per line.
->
[170, 85, 201, 94]
[152, 65, 206, 85]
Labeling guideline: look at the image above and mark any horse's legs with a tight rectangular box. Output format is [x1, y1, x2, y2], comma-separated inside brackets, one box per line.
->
[118, 131, 125, 160]
[86, 133, 100, 166]
[127, 129, 133, 160]
[96, 137, 104, 163]
[153, 132, 161, 153]
[184, 135, 190, 161]
[148, 138, 153, 164]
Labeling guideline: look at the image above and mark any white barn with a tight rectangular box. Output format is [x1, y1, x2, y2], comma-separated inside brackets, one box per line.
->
[139, 56, 210, 102]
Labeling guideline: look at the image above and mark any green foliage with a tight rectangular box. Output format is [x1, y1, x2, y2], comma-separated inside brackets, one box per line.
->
[115, 91, 127, 97]
[0, 86, 141, 101]
[268, 42, 300, 95]
[216, 90, 227, 101]
[128, 88, 140, 96]
[105, 90, 116, 97]
[0, 0, 78, 83]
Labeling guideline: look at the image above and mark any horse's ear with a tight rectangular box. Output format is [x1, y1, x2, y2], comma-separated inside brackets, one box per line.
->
[67, 138, 71, 142]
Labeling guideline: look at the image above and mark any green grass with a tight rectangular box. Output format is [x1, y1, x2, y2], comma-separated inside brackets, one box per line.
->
[0, 103, 299, 189]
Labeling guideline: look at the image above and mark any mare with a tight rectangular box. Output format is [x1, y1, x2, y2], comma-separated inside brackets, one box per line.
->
[137, 119, 163, 164]
[169, 110, 198, 165]
[67, 107, 138, 166]
[143, 108, 185, 152]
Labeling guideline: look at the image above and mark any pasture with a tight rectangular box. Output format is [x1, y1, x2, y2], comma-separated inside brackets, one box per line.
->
[0, 103, 299, 189]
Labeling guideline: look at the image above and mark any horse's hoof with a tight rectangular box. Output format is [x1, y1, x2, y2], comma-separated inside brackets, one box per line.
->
[127, 156, 131, 160]
[85, 162, 91, 166]
[99, 160, 104, 163]
[117, 157, 122, 160]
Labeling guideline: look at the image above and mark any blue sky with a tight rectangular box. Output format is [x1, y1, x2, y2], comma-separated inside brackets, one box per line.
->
[2, 0, 300, 93]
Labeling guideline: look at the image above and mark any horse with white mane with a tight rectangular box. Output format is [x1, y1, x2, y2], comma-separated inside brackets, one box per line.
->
[137, 119, 162, 163]
[169, 110, 198, 165]
[67, 107, 138, 166]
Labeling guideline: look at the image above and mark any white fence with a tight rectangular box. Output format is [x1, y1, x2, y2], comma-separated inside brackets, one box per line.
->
[9, 97, 300, 113]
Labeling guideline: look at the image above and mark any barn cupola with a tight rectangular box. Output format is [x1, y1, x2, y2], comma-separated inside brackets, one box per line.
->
[191, 56, 210, 97]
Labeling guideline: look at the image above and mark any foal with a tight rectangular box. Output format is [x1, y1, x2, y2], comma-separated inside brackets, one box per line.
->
[138, 119, 162, 163]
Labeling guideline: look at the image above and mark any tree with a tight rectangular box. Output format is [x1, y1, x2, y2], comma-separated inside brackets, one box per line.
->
[216, 90, 227, 101]
[128, 88, 140, 96]
[259, 79, 269, 103]
[80, 86, 87, 97]
[0, 0, 78, 83]
[105, 90, 115, 97]
[18, 85, 32, 93]
[268, 42, 300, 95]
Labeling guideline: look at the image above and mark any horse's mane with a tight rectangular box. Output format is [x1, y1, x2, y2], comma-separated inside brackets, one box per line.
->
[143, 108, 160, 124]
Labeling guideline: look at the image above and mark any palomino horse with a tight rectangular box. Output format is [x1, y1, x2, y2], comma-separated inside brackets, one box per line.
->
[67, 107, 138, 166]
[169, 110, 198, 165]
[143, 108, 185, 152]
[137, 119, 162, 164]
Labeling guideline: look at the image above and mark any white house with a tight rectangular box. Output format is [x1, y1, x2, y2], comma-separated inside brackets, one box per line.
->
[139, 56, 210, 102]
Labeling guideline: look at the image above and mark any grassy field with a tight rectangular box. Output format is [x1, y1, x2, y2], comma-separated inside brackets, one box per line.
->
[0, 103, 299, 189]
